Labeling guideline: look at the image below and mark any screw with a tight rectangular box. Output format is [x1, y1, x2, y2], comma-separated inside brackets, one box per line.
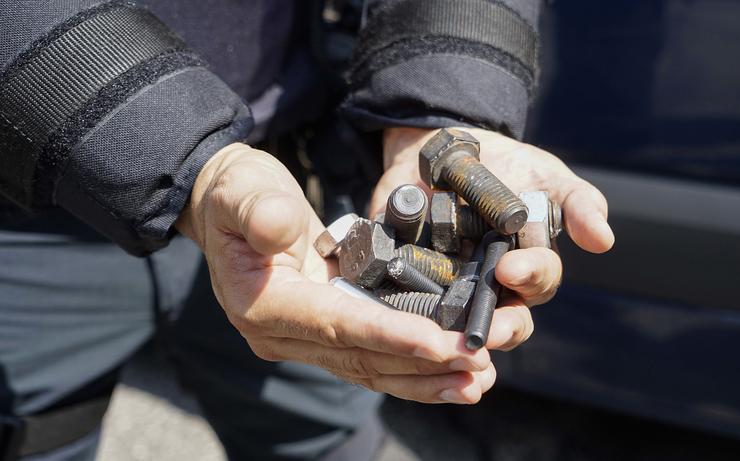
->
[386, 258, 444, 295]
[394, 244, 461, 286]
[384, 184, 429, 244]
[420, 129, 528, 235]
[378, 292, 441, 319]
[464, 232, 514, 350]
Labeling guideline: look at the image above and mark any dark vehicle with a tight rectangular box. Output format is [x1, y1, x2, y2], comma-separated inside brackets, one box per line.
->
[496, 1, 740, 438]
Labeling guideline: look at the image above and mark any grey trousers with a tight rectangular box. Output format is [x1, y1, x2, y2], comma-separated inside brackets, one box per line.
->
[0, 211, 383, 460]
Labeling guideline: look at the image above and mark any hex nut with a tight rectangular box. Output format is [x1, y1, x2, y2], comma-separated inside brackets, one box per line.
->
[419, 128, 480, 189]
[430, 192, 460, 253]
[338, 218, 396, 288]
[314, 213, 359, 258]
[517, 191, 552, 249]
[437, 279, 476, 331]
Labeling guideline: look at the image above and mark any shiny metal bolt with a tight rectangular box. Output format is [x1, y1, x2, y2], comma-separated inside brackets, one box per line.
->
[420, 129, 528, 235]
[384, 184, 429, 244]
[386, 258, 444, 295]
[394, 244, 461, 286]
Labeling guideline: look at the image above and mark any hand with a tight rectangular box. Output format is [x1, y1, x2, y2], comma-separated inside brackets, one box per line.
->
[176, 142, 502, 404]
[371, 127, 615, 348]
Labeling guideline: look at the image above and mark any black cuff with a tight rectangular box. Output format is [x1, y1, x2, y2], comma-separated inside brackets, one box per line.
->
[341, 0, 538, 139]
[55, 68, 253, 256]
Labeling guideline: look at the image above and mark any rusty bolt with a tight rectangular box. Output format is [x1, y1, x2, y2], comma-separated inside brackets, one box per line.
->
[314, 213, 359, 258]
[384, 184, 429, 244]
[394, 244, 461, 286]
[419, 129, 528, 235]
[338, 218, 396, 288]
[386, 257, 444, 295]
[378, 292, 441, 319]
[516, 191, 563, 249]
[430, 192, 489, 253]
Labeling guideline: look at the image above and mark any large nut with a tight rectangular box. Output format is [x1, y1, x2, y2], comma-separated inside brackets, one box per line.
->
[430, 192, 460, 253]
[314, 213, 359, 258]
[517, 192, 561, 249]
[437, 279, 476, 331]
[339, 218, 396, 288]
[419, 129, 480, 189]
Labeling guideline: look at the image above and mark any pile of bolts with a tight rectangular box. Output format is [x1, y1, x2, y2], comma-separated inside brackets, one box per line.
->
[314, 129, 562, 351]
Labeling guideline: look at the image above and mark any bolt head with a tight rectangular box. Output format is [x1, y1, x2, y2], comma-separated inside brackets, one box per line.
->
[430, 192, 461, 253]
[419, 129, 480, 188]
[436, 279, 476, 331]
[314, 213, 359, 258]
[516, 191, 554, 249]
[338, 218, 396, 288]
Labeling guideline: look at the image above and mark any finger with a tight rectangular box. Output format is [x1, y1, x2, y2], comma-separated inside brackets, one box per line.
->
[496, 248, 562, 306]
[240, 277, 490, 369]
[558, 178, 615, 254]
[486, 303, 534, 351]
[251, 337, 490, 377]
[347, 362, 496, 404]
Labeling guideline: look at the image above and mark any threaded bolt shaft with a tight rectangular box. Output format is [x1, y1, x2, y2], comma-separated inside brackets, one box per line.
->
[394, 244, 461, 286]
[379, 292, 441, 319]
[457, 205, 488, 240]
[384, 184, 428, 244]
[386, 258, 444, 295]
[445, 155, 528, 235]
[464, 233, 513, 350]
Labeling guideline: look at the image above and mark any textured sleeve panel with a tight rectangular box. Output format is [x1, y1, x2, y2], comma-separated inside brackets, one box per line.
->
[0, 1, 253, 255]
[55, 68, 252, 256]
[342, 0, 540, 139]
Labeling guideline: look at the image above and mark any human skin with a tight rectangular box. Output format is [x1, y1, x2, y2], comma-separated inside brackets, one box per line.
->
[175, 127, 613, 405]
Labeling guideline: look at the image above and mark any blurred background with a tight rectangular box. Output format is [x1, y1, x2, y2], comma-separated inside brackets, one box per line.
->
[99, 1, 740, 459]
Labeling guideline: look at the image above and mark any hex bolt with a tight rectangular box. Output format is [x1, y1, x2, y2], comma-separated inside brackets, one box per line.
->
[314, 213, 359, 258]
[517, 191, 564, 249]
[379, 292, 441, 319]
[437, 278, 477, 332]
[430, 192, 489, 253]
[394, 244, 461, 286]
[464, 232, 514, 350]
[420, 128, 528, 235]
[384, 184, 429, 244]
[338, 218, 396, 288]
[386, 258, 444, 295]
[330, 277, 395, 309]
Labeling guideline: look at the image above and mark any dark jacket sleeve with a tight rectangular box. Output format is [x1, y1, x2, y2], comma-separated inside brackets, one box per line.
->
[341, 0, 540, 139]
[0, 1, 253, 256]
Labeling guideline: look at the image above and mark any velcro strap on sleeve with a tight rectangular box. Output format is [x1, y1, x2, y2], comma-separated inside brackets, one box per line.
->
[0, 2, 186, 209]
[353, 0, 537, 77]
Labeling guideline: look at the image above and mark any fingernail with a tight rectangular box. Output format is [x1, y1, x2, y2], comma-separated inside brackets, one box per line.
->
[439, 389, 468, 404]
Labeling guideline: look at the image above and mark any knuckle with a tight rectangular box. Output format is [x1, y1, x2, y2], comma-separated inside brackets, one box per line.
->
[342, 351, 379, 378]
[317, 322, 346, 348]
[249, 340, 281, 362]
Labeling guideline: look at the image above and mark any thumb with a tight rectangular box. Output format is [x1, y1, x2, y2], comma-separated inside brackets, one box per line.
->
[237, 190, 307, 256]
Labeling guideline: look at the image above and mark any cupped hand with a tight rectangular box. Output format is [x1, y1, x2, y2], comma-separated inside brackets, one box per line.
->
[176, 142, 506, 404]
[371, 127, 615, 349]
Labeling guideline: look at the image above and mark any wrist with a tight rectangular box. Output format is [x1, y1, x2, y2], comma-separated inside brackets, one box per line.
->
[175, 142, 247, 246]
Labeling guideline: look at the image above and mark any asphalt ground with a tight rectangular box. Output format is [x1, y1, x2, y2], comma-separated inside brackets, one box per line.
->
[99, 344, 740, 461]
